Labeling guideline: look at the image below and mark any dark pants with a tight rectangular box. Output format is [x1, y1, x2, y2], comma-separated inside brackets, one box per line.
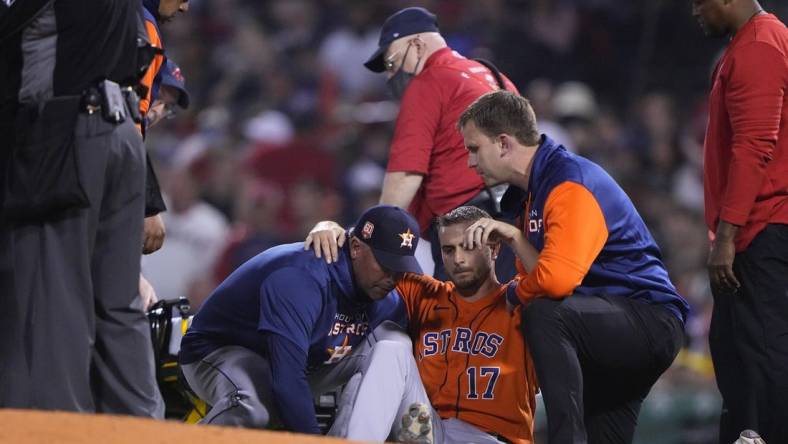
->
[521, 294, 683, 444]
[709, 223, 788, 444]
[0, 109, 163, 416]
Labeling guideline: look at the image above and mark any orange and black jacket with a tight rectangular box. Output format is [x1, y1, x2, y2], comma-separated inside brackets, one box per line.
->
[501, 135, 690, 323]
[140, 4, 166, 216]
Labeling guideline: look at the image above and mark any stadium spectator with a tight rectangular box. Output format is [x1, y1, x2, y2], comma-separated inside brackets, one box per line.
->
[213, 178, 284, 282]
[141, 158, 229, 309]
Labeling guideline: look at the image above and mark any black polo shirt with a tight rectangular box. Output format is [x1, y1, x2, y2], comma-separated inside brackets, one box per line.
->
[0, 0, 141, 154]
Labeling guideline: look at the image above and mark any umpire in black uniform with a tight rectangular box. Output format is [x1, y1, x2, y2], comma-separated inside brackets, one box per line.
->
[0, 0, 163, 416]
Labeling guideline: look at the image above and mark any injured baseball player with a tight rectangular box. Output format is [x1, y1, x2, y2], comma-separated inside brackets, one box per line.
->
[306, 206, 538, 444]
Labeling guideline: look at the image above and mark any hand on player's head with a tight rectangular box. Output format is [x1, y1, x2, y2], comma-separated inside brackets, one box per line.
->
[462, 218, 519, 251]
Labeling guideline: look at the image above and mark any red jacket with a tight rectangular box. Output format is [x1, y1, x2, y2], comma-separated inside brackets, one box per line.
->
[704, 13, 788, 252]
[388, 47, 518, 234]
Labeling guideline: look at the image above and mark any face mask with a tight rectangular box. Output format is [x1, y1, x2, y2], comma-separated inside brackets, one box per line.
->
[386, 68, 415, 100]
[386, 43, 422, 100]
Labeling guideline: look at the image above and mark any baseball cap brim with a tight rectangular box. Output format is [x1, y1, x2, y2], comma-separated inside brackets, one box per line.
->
[364, 45, 388, 73]
[160, 81, 190, 110]
[176, 89, 190, 109]
[370, 246, 423, 274]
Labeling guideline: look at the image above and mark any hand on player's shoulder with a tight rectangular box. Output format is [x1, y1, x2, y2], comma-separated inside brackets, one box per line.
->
[304, 220, 346, 264]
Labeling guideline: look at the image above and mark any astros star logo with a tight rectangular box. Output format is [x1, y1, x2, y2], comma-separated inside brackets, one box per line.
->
[325, 336, 351, 364]
[399, 228, 415, 249]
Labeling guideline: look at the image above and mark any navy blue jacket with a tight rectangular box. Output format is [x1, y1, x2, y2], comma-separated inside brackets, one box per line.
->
[181, 242, 405, 433]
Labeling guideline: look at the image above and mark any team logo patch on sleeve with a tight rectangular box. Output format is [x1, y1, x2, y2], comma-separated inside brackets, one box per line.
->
[399, 228, 415, 249]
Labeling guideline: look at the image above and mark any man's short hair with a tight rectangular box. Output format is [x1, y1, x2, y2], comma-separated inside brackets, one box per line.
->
[458, 90, 541, 146]
[436, 206, 491, 229]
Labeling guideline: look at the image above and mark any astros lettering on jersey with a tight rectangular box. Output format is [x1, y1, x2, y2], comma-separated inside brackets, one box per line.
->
[395, 274, 538, 444]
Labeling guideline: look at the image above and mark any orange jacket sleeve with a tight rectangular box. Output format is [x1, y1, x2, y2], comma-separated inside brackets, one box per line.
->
[139, 20, 164, 118]
[516, 181, 608, 302]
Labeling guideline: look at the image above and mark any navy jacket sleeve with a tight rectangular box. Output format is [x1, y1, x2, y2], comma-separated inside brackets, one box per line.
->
[257, 268, 323, 434]
[264, 333, 320, 434]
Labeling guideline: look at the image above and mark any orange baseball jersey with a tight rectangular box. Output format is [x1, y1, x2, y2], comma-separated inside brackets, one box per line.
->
[395, 274, 538, 444]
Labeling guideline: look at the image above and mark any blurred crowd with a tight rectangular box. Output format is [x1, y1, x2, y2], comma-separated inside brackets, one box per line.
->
[140, 1, 787, 442]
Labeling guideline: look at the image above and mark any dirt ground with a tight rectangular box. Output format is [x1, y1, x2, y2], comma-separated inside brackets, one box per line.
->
[0, 409, 363, 444]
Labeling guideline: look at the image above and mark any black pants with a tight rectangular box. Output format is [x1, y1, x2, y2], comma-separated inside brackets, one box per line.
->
[0, 109, 163, 416]
[521, 294, 683, 444]
[709, 223, 788, 444]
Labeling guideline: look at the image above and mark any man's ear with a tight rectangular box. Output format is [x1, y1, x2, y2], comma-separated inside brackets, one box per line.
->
[499, 134, 512, 157]
[412, 35, 426, 57]
[349, 236, 361, 259]
[489, 240, 501, 260]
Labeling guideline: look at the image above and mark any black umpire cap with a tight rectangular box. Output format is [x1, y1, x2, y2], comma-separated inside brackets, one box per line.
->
[364, 7, 439, 73]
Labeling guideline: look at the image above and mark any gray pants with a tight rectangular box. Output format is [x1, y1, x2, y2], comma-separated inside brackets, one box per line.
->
[330, 327, 506, 444]
[0, 110, 163, 417]
[328, 322, 434, 442]
[182, 322, 432, 440]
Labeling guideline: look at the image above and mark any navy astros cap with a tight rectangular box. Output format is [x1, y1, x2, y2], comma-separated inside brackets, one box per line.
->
[352, 205, 423, 274]
[160, 59, 190, 109]
[364, 7, 439, 73]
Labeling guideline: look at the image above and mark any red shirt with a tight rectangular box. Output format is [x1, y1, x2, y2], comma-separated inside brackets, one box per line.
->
[704, 14, 788, 252]
[388, 47, 518, 234]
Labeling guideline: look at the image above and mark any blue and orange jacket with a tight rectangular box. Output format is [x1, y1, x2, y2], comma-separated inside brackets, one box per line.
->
[140, 4, 165, 120]
[501, 136, 690, 323]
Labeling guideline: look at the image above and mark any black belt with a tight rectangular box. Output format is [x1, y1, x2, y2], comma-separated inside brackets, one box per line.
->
[79, 80, 141, 124]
